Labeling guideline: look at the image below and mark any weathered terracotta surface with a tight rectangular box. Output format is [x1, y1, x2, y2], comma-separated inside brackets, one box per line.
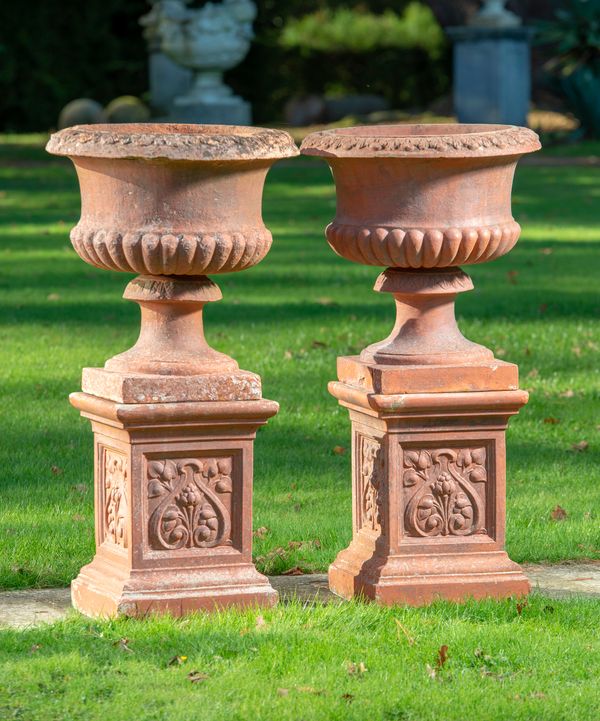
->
[47, 123, 298, 616]
[301, 123, 540, 605]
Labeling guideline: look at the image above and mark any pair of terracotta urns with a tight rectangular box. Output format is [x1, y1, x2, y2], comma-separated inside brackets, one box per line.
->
[46, 123, 540, 616]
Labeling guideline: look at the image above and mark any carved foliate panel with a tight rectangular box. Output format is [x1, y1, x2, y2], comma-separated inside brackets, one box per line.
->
[355, 435, 385, 534]
[103, 449, 128, 548]
[146, 457, 233, 551]
[403, 447, 488, 538]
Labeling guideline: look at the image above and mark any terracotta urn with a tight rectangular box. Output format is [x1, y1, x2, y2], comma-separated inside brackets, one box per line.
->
[301, 123, 540, 604]
[47, 123, 298, 616]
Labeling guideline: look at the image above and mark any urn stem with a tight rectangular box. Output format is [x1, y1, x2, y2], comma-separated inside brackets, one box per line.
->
[361, 268, 493, 366]
[104, 275, 238, 375]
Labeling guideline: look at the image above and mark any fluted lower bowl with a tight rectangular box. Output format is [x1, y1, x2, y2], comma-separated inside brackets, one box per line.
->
[46, 124, 299, 275]
[300, 123, 540, 269]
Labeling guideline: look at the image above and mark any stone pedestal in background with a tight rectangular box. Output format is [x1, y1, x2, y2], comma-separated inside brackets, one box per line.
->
[448, 26, 535, 127]
[301, 123, 540, 605]
[147, 51, 192, 117]
[173, 98, 251, 127]
[140, 2, 192, 117]
[46, 123, 298, 616]
[145, 0, 256, 125]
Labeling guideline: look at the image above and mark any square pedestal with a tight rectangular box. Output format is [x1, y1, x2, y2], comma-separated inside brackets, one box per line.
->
[328, 357, 530, 605]
[69, 378, 278, 617]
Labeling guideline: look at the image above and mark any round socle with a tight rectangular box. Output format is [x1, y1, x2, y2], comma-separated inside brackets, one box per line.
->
[300, 124, 540, 269]
[47, 124, 299, 276]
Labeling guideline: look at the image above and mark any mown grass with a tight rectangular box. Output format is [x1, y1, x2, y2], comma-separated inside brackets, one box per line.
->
[0, 135, 598, 589]
[1, 596, 600, 720]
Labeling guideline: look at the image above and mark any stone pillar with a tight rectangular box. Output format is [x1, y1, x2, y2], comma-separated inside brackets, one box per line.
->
[140, 1, 193, 116]
[46, 124, 298, 616]
[448, 26, 535, 127]
[301, 123, 540, 604]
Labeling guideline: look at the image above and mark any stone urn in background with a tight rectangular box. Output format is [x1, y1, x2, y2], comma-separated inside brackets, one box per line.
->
[152, 0, 257, 125]
[47, 123, 298, 616]
[301, 123, 540, 605]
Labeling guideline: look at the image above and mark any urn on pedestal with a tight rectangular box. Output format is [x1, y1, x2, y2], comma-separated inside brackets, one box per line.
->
[47, 123, 298, 616]
[301, 123, 540, 605]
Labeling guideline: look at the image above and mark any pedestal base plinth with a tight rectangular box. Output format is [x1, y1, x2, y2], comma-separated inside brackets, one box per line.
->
[70, 387, 278, 618]
[329, 546, 529, 605]
[72, 552, 276, 617]
[328, 357, 530, 606]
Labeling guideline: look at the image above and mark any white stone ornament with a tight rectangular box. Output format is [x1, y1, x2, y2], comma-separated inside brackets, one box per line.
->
[151, 0, 256, 122]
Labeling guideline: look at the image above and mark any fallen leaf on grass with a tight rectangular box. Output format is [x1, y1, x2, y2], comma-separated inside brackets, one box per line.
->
[560, 389, 575, 398]
[72, 514, 85, 523]
[72, 483, 88, 494]
[296, 686, 325, 695]
[333, 445, 346, 455]
[427, 645, 449, 679]
[316, 297, 336, 306]
[277, 688, 289, 697]
[47, 293, 61, 301]
[395, 618, 415, 645]
[495, 347, 506, 357]
[168, 655, 187, 666]
[30, 644, 42, 653]
[255, 615, 267, 630]
[543, 417, 560, 424]
[51, 465, 63, 475]
[437, 645, 449, 668]
[283, 350, 293, 360]
[114, 638, 133, 653]
[187, 671, 209, 683]
[550, 505, 568, 521]
[572, 346, 582, 357]
[527, 368, 539, 379]
[342, 693, 354, 702]
[347, 661, 367, 675]
[281, 566, 305, 576]
[516, 601, 528, 615]
[571, 441, 589, 452]
[311, 340, 327, 349]
[253, 526, 269, 539]
[540, 247, 553, 255]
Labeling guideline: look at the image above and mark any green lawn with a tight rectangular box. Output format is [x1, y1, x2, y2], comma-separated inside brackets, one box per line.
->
[0, 135, 599, 587]
[2, 597, 600, 720]
[0, 134, 599, 720]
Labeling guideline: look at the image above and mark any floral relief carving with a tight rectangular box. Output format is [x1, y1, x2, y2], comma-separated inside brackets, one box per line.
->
[147, 457, 233, 550]
[359, 436, 384, 533]
[104, 450, 128, 548]
[403, 448, 487, 537]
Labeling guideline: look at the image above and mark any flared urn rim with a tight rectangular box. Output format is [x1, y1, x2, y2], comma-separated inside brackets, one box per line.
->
[300, 123, 540, 158]
[300, 123, 540, 269]
[46, 123, 299, 162]
[46, 124, 299, 277]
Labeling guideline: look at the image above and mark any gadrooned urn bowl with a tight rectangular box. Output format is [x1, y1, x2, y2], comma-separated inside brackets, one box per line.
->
[300, 124, 540, 268]
[46, 124, 299, 275]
